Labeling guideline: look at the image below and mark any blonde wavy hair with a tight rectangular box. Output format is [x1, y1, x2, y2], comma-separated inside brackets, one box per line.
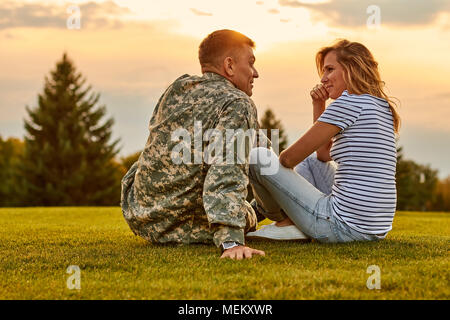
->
[316, 39, 400, 133]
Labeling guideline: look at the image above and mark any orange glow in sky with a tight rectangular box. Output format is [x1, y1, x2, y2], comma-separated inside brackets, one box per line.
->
[1, 0, 450, 177]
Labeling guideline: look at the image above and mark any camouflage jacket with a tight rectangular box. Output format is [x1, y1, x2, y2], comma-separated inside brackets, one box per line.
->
[121, 72, 266, 247]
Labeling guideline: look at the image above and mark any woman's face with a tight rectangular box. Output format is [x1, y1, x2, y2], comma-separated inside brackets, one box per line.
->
[321, 51, 347, 99]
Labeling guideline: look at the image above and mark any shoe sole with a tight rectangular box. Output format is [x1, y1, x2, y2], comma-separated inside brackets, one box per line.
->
[245, 235, 311, 242]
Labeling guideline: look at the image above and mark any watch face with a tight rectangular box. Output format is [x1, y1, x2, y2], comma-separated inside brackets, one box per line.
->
[223, 242, 238, 250]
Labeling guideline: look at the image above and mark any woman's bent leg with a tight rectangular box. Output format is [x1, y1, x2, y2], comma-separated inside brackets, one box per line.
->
[249, 148, 338, 241]
[294, 153, 336, 195]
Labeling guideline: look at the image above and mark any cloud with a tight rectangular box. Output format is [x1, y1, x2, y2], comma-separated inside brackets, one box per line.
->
[278, 0, 450, 27]
[256, 1, 264, 5]
[0, 19, 199, 156]
[0, 1, 132, 30]
[268, 8, 280, 14]
[189, 8, 213, 17]
[3, 32, 15, 39]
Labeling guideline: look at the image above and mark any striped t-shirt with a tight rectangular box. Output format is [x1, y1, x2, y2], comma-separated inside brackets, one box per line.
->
[317, 90, 397, 235]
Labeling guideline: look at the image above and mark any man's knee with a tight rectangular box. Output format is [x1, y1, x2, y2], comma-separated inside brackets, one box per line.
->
[249, 147, 265, 181]
[250, 147, 263, 166]
[249, 147, 280, 176]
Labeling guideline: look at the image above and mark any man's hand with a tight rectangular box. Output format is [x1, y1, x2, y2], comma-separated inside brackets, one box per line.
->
[220, 245, 265, 260]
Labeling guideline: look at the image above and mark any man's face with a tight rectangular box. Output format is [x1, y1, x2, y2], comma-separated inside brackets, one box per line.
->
[230, 45, 259, 96]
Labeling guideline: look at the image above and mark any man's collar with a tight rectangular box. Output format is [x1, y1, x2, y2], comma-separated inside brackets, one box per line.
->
[202, 72, 236, 89]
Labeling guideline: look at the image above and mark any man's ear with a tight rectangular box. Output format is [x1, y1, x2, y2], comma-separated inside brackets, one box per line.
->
[223, 56, 234, 77]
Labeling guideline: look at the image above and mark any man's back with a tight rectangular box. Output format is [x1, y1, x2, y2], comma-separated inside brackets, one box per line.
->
[122, 72, 259, 245]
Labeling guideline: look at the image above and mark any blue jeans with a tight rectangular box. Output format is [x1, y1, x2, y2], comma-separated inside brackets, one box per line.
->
[248, 147, 385, 243]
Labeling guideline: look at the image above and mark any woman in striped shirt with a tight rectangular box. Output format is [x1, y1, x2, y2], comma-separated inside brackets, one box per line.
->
[246, 40, 400, 242]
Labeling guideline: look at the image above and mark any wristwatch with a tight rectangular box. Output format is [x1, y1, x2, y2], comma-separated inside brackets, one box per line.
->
[221, 241, 241, 252]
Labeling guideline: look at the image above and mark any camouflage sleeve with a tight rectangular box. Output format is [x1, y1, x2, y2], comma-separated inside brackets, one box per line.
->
[148, 74, 189, 127]
[203, 98, 258, 247]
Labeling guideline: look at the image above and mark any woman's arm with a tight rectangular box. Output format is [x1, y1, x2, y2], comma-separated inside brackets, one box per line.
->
[313, 101, 333, 162]
[279, 121, 340, 169]
[311, 84, 333, 162]
[316, 140, 333, 162]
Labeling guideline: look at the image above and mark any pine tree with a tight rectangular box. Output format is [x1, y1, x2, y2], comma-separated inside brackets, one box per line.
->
[259, 108, 289, 153]
[22, 53, 121, 206]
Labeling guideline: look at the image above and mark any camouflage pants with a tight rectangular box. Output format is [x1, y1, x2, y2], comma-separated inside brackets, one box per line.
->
[243, 201, 258, 233]
[121, 161, 258, 244]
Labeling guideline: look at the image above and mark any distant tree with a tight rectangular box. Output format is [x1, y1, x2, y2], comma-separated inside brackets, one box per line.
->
[113, 151, 142, 184]
[0, 137, 24, 206]
[121, 151, 142, 172]
[259, 108, 288, 154]
[430, 176, 450, 212]
[396, 147, 439, 211]
[21, 53, 121, 206]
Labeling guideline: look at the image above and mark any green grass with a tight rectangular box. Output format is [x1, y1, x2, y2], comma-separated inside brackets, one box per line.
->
[0, 208, 448, 299]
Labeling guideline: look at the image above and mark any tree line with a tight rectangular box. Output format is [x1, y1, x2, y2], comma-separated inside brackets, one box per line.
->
[0, 54, 449, 211]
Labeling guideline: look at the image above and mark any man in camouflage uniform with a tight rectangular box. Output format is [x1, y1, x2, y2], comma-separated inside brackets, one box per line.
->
[121, 30, 266, 259]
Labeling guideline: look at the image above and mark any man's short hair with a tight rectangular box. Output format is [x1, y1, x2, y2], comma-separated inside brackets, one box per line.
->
[199, 29, 255, 69]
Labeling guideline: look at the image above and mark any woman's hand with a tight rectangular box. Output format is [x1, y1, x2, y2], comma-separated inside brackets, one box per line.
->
[308, 84, 333, 162]
[311, 84, 329, 123]
[310, 84, 329, 105]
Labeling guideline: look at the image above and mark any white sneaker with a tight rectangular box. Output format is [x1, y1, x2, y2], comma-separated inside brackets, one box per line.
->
[246, 223, 309, 241]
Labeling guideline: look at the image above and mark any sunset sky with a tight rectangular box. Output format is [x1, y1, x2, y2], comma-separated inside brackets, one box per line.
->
[1, 0, 450, 177]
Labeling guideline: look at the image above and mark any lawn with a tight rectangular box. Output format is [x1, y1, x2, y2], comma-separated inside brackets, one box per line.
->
[0, 207, 448, 299]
